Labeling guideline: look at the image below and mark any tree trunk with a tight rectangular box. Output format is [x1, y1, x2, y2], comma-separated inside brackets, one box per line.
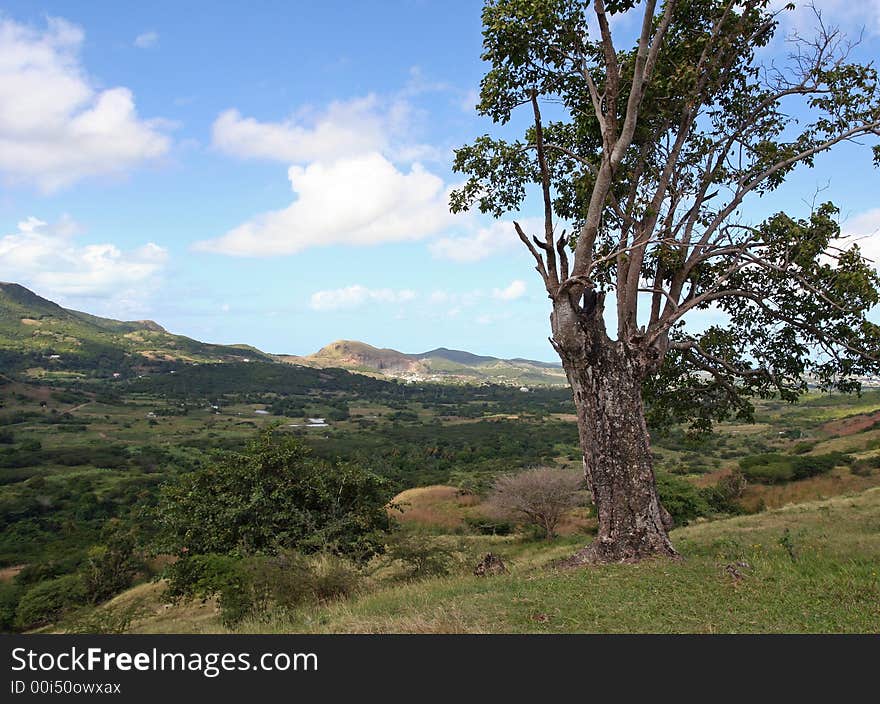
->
[551, 295, 677, 564]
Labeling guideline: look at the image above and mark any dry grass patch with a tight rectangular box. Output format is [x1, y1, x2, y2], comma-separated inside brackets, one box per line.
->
[739, 468, 880, 512]
[390, 485, 483, 529]
[105, 581, 222, 634]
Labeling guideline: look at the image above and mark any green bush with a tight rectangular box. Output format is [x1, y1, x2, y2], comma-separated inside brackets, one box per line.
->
[739, 452, 849, 484]
[656, 473, 710, 526]
[81, 523, 143, 604]
[165, 551, 361, 626]
[156, 428, 395, 561]
[792, 452, 850, 480]
[381, 532, 468, 579]
[463, 515, 514, 535]
[0, 582, 23, 632]
[15, 575, 87, 630]
[700, 471, 747, 514]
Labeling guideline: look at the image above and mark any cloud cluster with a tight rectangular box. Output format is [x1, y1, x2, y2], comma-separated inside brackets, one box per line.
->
[196, 152, 452, 256]
[0, 217, 168, 311]
[0, 17, 170, 191]
[428, 220, 532, 262]
[309, 279, 528, 313]
[203, 91, 458, 257]
[212, 95, 409, 164]
[492, 279, 526, 301]
[841, 207, 880, 264]
[771, 0, 880, 36]
[133, 31, 159, 48]
[309, 285, 417, 311]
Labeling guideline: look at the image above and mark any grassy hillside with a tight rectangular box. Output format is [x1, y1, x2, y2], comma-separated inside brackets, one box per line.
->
[95, 487, 880, 634]
[1, 283, 565, 386]
[0, 282, 269, 373]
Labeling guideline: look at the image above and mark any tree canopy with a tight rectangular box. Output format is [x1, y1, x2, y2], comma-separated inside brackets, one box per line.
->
[157, 428, 395, 561]
[452, 0, 880, 430]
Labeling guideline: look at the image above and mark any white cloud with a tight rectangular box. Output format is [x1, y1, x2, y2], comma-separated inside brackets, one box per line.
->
[133, 31, 159, 48]
[207, 89, 458, 256]
[195, 152, 452, 256]
[0, 216, 168, 310]
[212, 95, 413, 163]
[429, 219, 545, 262]
[0, 16, 170, 191]
[492, 279, 527, 301]
[772, 0, 880, 36]
[309, 285, 416, 311]
[841, 207, 880, 264]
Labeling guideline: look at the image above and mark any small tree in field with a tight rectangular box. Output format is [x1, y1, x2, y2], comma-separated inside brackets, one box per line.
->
[489, 468, 585, 539]
[156, 427, 395, 561]
[452, 0, 880, 563]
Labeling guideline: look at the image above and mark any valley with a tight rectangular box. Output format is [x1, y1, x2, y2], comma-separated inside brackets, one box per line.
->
[2, 283, 880, 633]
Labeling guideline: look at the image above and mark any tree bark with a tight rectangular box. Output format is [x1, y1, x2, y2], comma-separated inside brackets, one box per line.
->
[551, 295, 677, 564]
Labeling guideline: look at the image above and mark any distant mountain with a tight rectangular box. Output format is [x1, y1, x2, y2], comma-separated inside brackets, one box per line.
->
[0, 282, 269, 371]
[278, 339, 565, 386]
[414, 347, 497, 366]
[0, 284, 565, 385]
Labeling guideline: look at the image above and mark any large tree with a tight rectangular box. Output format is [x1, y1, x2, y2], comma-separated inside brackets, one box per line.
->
[451, 0, 880, 562]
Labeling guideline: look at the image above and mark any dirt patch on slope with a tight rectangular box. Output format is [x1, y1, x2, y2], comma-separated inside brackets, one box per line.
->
[821, 410, 880, 437]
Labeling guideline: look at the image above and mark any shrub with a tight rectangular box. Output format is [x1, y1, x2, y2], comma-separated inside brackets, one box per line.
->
[791, 452, 850, 480]
[63, 602, 146, 634]
[0, 582, 23, 632]
[156, 427, 395, 561]
[488, 468, 585, 539]
[739, 452, 849, 484]
[700, 471, 747, 515]
[15, 574, 87, 630]
[81, 523, 143, 604]
[381, 532, 471, 580]
[165, 551, 361, 626]
[655, 473, 710, 526]
[463, 515, 514, 535]
[851, 459, 875, 477]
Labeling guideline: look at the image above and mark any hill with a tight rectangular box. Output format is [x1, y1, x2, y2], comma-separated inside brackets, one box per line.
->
[0, 283, 565, 385]
[279, 339, 567, 386]
[0, 282, 269, 374]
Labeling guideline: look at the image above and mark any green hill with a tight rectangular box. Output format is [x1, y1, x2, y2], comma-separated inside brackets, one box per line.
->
[0, 284, 565, 385]
[0, 282, 270, 374]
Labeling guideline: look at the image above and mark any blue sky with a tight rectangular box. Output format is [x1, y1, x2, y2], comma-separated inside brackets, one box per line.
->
[0, 1, 879, 362]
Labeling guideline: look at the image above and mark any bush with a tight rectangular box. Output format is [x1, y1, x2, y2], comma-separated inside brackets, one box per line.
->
[739, 452, 849, 484]
[63, 602, 146, 634]
[700, 471, 747, 514]
[164, 551, 361, 626]
[0, 582, 23, 632]
[81, 523, 143, 604]
[156, 427, 395, 561]
[488, 468, 585, 539]
[15, 575, 87, 630]
[381, 532, 470, 580]
[463, 515, 514, 535]
[655, 473, 710, 526]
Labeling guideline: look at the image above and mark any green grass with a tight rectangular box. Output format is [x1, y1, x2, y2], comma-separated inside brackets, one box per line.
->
[219, 488, 880, 634]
